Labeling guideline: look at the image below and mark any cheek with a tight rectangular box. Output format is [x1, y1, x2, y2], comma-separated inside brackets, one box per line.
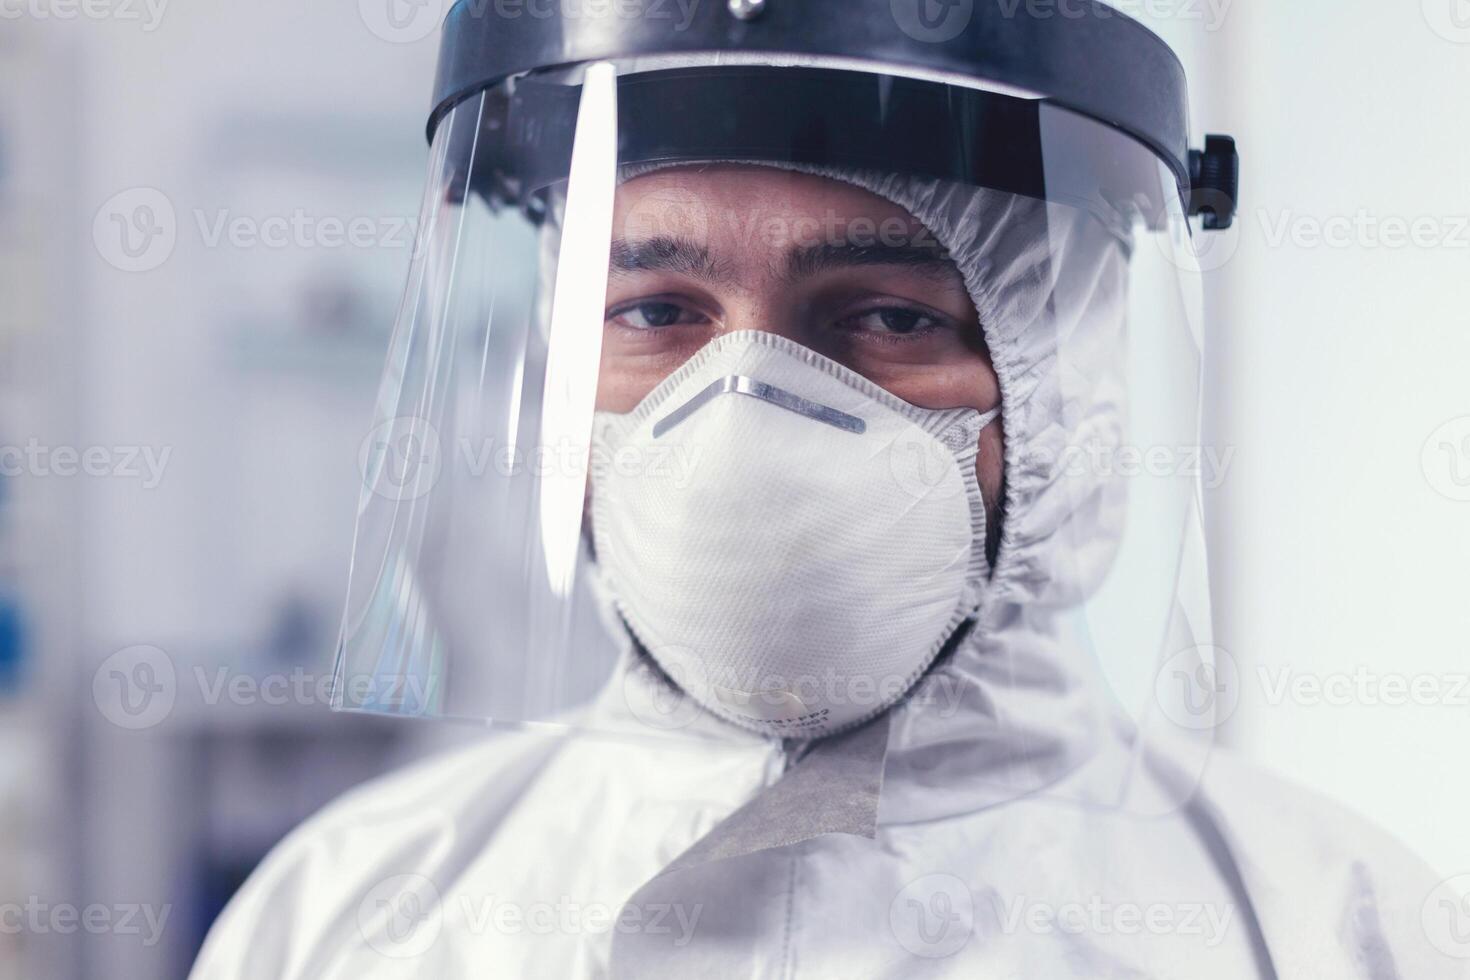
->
[595, 346, 693, 412]
[874, 358, 1004, 531]
[595, 369, 647, 414]
[975, 419, 1006, 517]
[862, 355, 1001, 416]
[596, 326, 724, 412]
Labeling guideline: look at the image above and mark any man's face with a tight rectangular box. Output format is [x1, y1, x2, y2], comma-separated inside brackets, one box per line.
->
[598, 164, 1005, 527]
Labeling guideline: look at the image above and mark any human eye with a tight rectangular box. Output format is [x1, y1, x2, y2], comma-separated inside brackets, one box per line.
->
[836, 304, 947, 339]
[606, 298, 710, 331]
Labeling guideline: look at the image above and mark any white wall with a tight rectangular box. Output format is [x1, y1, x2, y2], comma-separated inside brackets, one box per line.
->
[1202, 0, 1470, 877]
[59, 8, 452, 978]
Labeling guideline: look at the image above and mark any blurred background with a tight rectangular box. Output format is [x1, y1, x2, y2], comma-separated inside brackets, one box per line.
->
[1, 1, 1467, 976]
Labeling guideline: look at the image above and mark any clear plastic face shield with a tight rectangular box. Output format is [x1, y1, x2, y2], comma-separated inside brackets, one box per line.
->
[331, 59, 1212, 755]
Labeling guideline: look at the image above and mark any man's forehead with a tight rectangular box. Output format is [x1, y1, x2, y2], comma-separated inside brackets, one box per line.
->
[609, 167, 958, 284]
[613, 164, 928, 231]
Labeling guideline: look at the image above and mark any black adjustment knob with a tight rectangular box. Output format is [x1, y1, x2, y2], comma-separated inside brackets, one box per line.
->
[1188, 134, 1239, 231]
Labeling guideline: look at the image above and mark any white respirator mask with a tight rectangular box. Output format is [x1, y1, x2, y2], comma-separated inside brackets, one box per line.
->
[590, 330, 997, 739]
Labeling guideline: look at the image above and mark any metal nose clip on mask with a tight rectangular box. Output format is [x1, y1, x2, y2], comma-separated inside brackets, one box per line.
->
[591, 331, 999, 738]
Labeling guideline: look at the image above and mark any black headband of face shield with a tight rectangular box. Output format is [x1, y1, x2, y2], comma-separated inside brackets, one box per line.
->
[441, 67, 1173, 233]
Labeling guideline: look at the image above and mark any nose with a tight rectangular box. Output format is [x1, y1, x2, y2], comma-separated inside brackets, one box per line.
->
[716, 298, 799, 340]
[715, 299, 841, 365]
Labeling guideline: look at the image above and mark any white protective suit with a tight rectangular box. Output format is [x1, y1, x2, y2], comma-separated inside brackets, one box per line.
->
[190, 156, 1462, 980]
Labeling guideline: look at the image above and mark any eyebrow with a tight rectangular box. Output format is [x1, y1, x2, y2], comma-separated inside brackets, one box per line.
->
[609, 236, 726, 284]
[782, 241, 959, 283]
[606, 235, 961, 286]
